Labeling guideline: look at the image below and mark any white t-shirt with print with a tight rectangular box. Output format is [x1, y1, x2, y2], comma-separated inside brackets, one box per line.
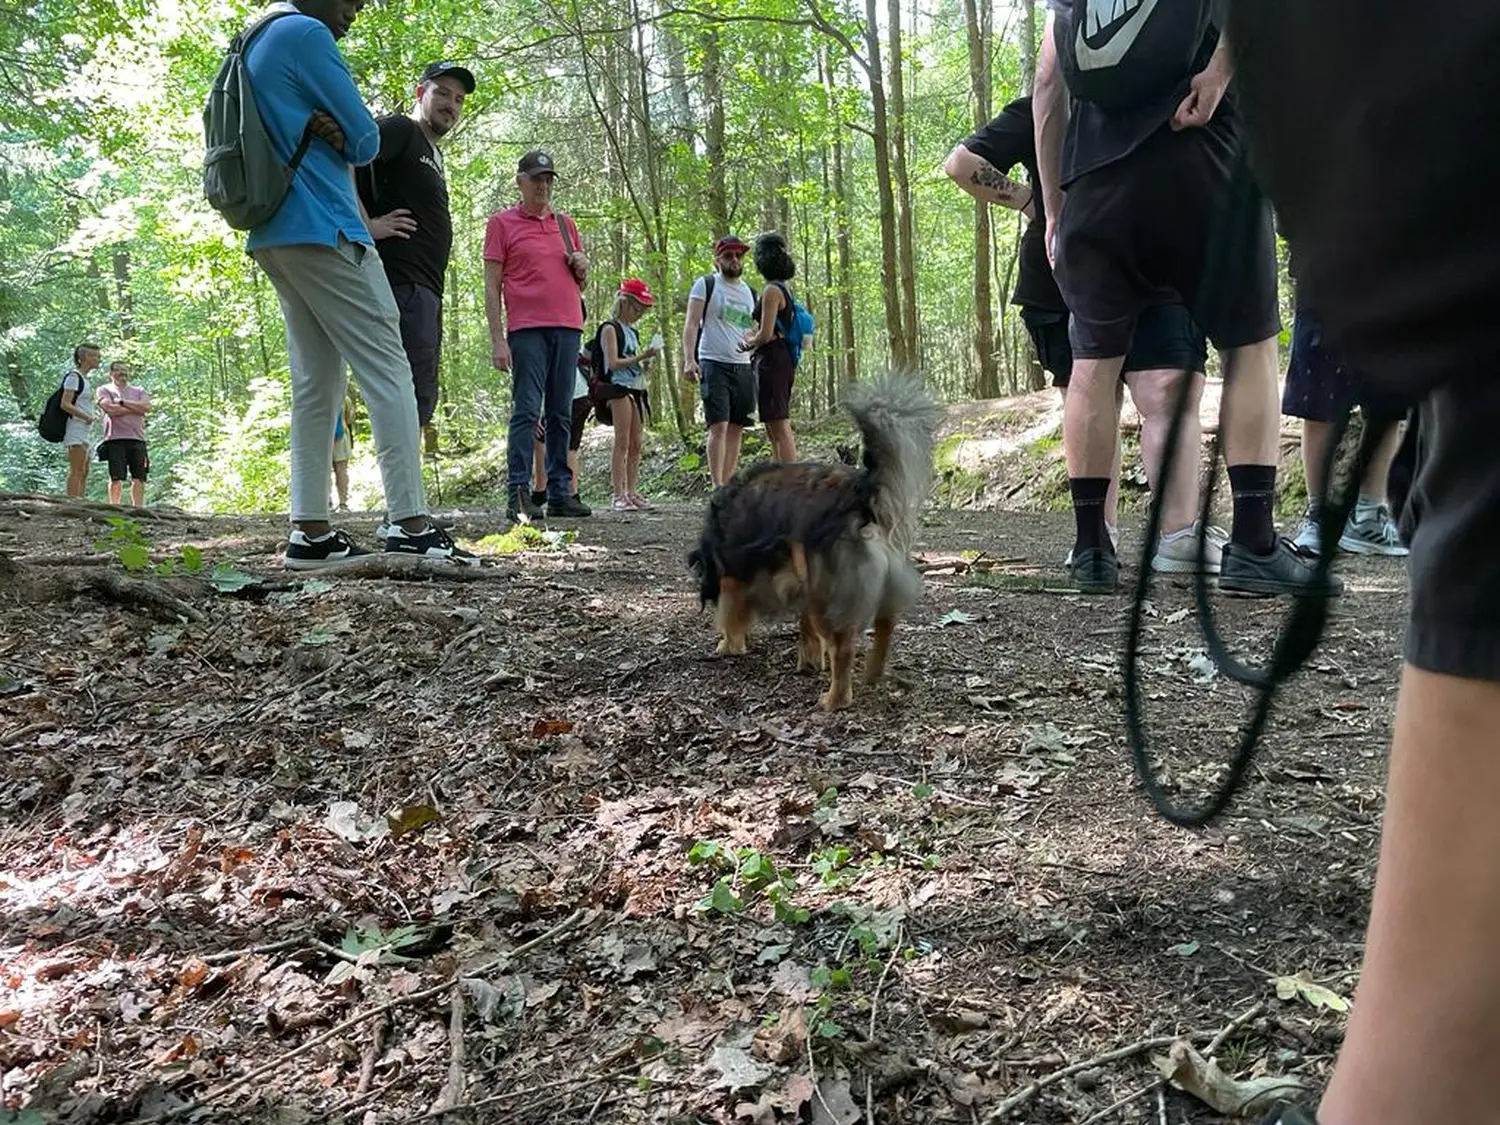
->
[689, 273, 755, 364]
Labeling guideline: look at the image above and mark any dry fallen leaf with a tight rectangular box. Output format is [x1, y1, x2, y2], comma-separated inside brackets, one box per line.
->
[531, 718, 574, 738]
[753, 1006, 807, 1064]
[810, 1076, 861, 1125]
[1155, 1040, 1307, 1117]
[708, 1045, 775, 1092]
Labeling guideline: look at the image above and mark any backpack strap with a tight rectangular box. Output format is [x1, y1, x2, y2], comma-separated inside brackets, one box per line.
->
[234, 11, 315, 179]
[694, 274, 717, 362]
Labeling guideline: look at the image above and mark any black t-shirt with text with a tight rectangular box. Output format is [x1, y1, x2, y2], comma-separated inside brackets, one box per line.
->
[1048, 0, 1234, 187]
[962, 96, 1066, 313]
[357, 116, 452, 297]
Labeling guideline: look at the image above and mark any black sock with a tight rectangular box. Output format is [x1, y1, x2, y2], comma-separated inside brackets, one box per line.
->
[1069, 478, 1112, 554]
[1228, 464, 1277, 554]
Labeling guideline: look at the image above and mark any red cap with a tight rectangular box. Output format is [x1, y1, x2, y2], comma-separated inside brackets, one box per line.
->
[618, 278, 655, 306]
[713, 234, 750, 255]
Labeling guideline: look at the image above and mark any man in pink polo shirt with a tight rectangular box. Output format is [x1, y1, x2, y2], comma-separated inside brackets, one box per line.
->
[483, 149, 592, 522]
[96, 361, 152, 507]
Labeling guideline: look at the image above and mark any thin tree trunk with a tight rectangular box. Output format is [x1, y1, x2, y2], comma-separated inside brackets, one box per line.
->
[887, 0, 919, 372]
[1021, 0, 1038, 93]
[701, 28, 729, 239]
[863, 0, 907, 368]
[963, 0, 999, 398]
[112, 248, 135, 340]
[826, 48, 858, 390]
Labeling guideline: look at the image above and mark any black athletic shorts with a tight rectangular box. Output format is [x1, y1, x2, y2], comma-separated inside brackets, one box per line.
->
[1227, 2, 1500, 682]
[1283, 310, 1411, 426]
[1023, 304, 1208, 389]
[1054, 122, 1280, 359]
[100, 439, 149, 482]
[700, 359, 755, 428]
[392, 282, 442, 428]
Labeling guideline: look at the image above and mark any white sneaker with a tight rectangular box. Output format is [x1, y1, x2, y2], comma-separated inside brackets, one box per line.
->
[1151, 521, 1229, 574]
[1291, 509, 1322, 556]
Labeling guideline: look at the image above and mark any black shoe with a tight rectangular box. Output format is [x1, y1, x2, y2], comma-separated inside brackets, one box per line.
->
[284, 529, 370, 571]
[383, 524, 480, 566]
[547, 495, 593, 518]
[507, 486, 544, 524]
[1220, 538, 1344, 598]
[376, 513, 454, 540]
[1259, 1105, 1316, 1125]
[1067, 547, 1118, 594]
[530, 489, 547, 507]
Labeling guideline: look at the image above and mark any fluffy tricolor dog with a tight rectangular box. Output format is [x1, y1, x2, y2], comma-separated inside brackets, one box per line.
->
[687, 374, 941, 710]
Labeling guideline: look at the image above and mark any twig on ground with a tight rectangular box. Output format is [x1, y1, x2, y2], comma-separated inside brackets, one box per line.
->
[356, 1013, 387, 1096]
[1, 721, 58, 747]
[439, 985, 467, 1118]
[1205, 1002, 1266, 1060]
[984, 1031, 1216, 1121]
[135, 909, 590, 1123]
[1157, 1082, 1167, 1125]
[1076, 1080, 1160, 1125]
[305, 555, 507, 582]
[201, 937, 304, 965]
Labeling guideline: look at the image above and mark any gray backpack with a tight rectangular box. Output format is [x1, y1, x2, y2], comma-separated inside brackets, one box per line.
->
[202, 10, 315, 231]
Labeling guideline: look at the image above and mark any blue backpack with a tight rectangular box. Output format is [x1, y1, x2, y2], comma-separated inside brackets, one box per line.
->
[770, 282, 816, 368]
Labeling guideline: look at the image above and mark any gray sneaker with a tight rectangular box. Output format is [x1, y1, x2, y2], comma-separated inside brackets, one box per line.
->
[1258, 1107, 1316, 1125]
[1220, 538, 1344, 598]
[1291, 508, 1322, 556]
[1067, 547, 1119, 594]
[1064, 523, 1119, 568]
[1339, 503, 1409, 556]
[1152, 521, 1230, 574]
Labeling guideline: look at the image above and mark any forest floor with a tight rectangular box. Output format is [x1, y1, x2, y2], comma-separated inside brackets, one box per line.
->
[0, 488, 1405, 1125]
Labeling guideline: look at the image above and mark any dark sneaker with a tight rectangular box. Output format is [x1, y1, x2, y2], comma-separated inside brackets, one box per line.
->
[547, 495, 593, 518]
[1067, 547, 1119, 594]
[1339, 503, 1409, 556]
[284, 529, 370, 571]
[1259, 1105, 1316, 1125]
[375, 513, 454, 540]
[1220, 538, 1344, 598]
[383, 524, 480, 566]
[507, 486, 544, 524]
[530, 489, 547, 507]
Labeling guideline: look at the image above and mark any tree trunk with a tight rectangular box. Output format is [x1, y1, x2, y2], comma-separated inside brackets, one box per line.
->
[1021, 0, 1038, 93]
[825, 47, 859, 390]
[701, 27, 729, 240]
[963, 0, 999, 398]
[863, 0, 907, 369]
[887, 0, 920, 372]
[112, 248, 135, 340]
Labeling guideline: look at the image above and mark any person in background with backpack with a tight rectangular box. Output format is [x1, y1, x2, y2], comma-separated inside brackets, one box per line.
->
[356, 60, 474, 454]
[681, 235, 757, 487]
[740, 232, 802, 463]
[60, 343, 100, 499]
[593, 279, 661, 511]
[483, 149, 592, 523]
[233, 0, 474, 569]
[1034, 0, 1328, 598]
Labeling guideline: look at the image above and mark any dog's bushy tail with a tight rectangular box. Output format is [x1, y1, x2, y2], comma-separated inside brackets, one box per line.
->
[841, 371, 942, 552]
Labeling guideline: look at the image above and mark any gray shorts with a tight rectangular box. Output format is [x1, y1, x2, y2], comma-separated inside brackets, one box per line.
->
[700, 359, 755, 428]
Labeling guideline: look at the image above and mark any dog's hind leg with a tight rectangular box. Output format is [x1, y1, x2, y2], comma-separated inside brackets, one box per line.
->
[796, 612, 825, 672]
[865, 618, 895, 683]
[714, 578, 751, 655]
[819, 628, 858, 711]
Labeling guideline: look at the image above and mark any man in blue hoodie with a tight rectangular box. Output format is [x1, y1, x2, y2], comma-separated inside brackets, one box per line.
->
[243, 0, 474, 569]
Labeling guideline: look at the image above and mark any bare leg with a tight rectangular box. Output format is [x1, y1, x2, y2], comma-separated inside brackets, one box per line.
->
[567, 448, 580, 497]
[707, 422, 728, 486]
[721, 424, 745, 481]
[1221, 338, 1280, 466]
[609, 396, 634, 500]
[130, 479, 145, 507]
[532, 438, 546, 495]
[765, 418, 797, 463]
[1127, 368, 1207, 534]
[1320, 668, 1500, 1125]
[1063, 356, 1127, 557]
[626, 407, 645, 495]
[332, 460, 349, 510]
[66, 445, 89, 499]
[108, 479, 123, 505]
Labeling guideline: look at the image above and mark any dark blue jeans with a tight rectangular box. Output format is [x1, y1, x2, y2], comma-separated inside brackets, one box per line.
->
[508, 327, 582, 498]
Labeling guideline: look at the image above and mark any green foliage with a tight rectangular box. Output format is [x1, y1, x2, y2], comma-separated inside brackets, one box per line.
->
[93, 515, 205, 576]
[688, 840, 807, 923]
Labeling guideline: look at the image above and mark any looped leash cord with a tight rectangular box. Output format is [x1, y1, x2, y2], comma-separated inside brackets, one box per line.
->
[1120, 151, 1390, 829]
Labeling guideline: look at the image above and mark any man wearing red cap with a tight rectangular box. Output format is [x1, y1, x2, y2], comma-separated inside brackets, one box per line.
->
[483, 149, 593, 522]
[681, 235, 757, 487]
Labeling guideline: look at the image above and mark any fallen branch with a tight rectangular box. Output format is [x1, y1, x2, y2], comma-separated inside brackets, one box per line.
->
[0, 493, 196, 522]
[304, 555, 509, 582]
[1076, 1080, 1160, 1125]
[985, 1030, 1216, 1121]
[134, 909, 590, 1123]
[79, 571, 206, 623]
[1205, 1001, 1265, 1060]
[356, 1013, 388, 1096]
[1, 721, 58, 747]
[438, 985, 467, 1118]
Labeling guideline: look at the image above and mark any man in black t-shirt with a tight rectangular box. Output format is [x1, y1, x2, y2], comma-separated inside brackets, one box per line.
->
[945, 96, 1223, 575]
[1036, 0, 1330, 598]
[358, 60, 475, 442]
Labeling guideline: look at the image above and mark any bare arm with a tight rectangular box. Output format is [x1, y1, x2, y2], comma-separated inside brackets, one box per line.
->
[1033, 8, 1069, 265]
[741, 285, 783, 351]
[62, 385, 92, 421]
[484, 258, 510, 371]
[943, 146, 1035, 215]
[1173, 31, 1234, 130]
[681, 296, 705, 380]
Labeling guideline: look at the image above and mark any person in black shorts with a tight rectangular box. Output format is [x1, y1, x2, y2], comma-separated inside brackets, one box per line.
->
[94, 360, 151, 507]
[944, 96, 1225, 573]
[1228, 6, 1500, 1123]
[742, 232, 800, 464]
[1281, 306, 1407, 557]
[358, 60, 474, 444]
[1036, 0, 1333, 597]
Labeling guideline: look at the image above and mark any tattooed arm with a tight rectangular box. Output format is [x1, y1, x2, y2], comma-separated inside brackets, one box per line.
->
[943, 146, 1036, 216]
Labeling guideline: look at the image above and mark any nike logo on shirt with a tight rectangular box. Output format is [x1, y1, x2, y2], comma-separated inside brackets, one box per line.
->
[1075, 0, 1160, 70]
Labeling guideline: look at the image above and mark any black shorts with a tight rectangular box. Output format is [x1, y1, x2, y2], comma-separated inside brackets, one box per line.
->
[392, 282, 442, 428]
[100, 439, 148, 482]
[1282, 310, 1410, 426]
[700, 360, 755, 428]
[1054, 122, 1280, 358]
[534, 396, 594, 451]
[1023, 304, 1208, 389]
[594, 383, 650, 429]
[752, 340, 795, 423]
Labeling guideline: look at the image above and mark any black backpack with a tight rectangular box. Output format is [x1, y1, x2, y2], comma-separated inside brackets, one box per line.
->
[37, 372, 76, 443]
[585, 319, 626, 425]
[1054, 0, 1211, 112]
[694, 273, 757, 361]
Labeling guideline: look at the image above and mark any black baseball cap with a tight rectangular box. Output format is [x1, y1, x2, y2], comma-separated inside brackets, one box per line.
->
[517, 150, 559, 178]
[421, 61, 476, 94]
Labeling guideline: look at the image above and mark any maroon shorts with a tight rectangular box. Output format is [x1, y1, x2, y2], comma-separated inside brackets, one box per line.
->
[753, 340, 795, 423]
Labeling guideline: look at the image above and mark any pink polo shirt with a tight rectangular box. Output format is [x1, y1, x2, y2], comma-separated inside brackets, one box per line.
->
[98, 383, 151, 442]
[482, 204, 585, 333]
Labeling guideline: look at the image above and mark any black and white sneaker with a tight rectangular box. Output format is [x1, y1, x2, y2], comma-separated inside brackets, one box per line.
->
[383, 523, 480, 566]
[375, 513, 455, 540]
[284, 529, 370, 571]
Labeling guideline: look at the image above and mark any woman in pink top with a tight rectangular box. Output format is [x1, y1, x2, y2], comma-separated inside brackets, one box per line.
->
[95, 361, 152, 507]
